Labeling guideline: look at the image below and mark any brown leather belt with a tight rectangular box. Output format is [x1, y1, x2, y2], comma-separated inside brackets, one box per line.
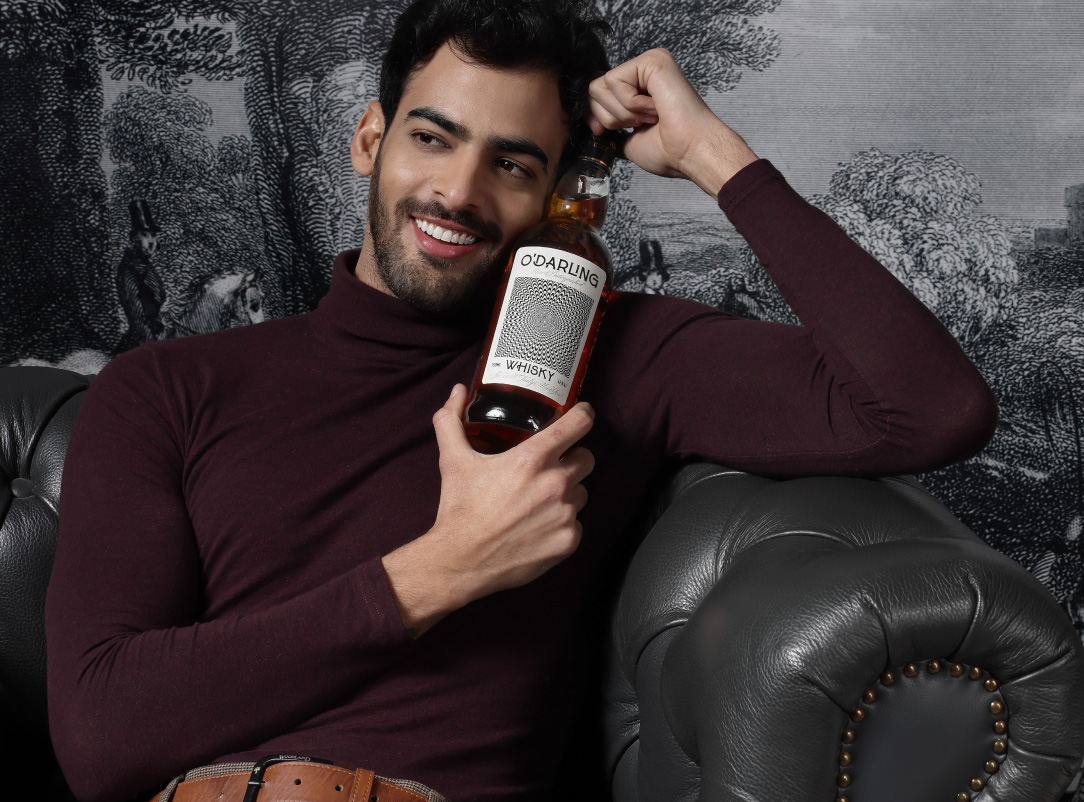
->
[151, 761, 433, 802]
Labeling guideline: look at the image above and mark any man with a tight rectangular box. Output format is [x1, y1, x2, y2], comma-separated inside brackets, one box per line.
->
[45, 1, 997, 801]
[116, 198, 166, 353]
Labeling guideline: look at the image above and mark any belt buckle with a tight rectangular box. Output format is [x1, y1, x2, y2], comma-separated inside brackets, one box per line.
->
[242, 754, 332, 802]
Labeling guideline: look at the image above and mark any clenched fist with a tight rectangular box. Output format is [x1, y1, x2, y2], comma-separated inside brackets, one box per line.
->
[587, 48, 759, 196]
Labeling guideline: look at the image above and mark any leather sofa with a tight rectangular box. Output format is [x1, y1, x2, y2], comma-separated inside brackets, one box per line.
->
[2, 365, 1083, 802]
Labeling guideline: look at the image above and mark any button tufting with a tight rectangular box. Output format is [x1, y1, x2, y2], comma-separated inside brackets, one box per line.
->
[11, 477, 35, 499]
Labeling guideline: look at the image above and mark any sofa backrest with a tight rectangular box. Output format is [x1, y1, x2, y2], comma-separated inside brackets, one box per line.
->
[0, 367, 89, 797]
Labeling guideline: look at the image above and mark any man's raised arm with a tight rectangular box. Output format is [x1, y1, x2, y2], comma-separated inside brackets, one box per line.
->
[586, 50, 996, 475]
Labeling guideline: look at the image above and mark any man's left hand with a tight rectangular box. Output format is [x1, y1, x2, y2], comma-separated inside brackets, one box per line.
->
[586, 49, 759, 196]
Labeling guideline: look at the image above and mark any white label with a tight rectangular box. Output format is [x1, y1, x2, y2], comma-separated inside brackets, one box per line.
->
[482, 245, 606, 405]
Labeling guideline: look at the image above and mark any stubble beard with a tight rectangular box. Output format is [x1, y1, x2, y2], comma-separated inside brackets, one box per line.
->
[367, 156, 509, 313]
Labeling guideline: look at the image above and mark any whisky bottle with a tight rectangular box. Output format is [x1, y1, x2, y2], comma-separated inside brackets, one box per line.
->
[464, 134, 619, 453]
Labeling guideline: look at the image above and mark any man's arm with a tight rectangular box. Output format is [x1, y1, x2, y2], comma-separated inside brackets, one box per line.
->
[46, 350, 417, 802]
[585, 50, 996, 476]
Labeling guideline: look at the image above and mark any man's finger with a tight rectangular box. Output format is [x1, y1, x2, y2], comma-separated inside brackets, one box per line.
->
[559, 446, 595, 484]
[604, 69, 657, 117]
[433, 384, 473, 460]
[528, 402, 595, 459]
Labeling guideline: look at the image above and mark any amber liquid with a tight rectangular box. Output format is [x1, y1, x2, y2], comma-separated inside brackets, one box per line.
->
[465, 194, 612, 453]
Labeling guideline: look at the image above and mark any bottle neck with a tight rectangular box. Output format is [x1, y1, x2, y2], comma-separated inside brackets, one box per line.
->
[547, 158, 611, 230]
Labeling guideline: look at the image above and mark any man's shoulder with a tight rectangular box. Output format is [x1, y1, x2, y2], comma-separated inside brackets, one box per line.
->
[605, 289, 740, 336]
[96, 312, 317, 398]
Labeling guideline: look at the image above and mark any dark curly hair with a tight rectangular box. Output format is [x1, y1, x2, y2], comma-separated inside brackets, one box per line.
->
[379, 0, 612, 158]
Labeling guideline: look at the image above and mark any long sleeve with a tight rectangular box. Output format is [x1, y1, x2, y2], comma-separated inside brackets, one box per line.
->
[592, 159, 997, 478]
[45, 346, 416, 802]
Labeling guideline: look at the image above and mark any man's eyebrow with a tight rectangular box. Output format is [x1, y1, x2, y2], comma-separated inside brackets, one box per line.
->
[404, 106, 550, 172]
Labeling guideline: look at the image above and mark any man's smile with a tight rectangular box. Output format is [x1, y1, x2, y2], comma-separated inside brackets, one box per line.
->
[411, 215, 487, 259]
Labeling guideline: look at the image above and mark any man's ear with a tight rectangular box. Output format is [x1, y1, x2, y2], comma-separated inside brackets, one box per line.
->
[351, 101, 386, 177]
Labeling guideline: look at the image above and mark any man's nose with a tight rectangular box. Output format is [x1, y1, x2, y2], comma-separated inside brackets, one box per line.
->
[430, 148, 488, 211]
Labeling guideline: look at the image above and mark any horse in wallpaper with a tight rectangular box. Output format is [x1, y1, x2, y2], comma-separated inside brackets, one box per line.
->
[1, 1, 1081, 797]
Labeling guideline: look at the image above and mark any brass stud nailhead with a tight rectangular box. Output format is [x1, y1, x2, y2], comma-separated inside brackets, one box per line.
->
[956, 794, 970, 802]
[970, 778, 985, 792]
[951, 663, 965, 677]
[838, 772, 852, 788]
[985, 760, 999, 774]
[904, 663, 918, 677]
[993, 740, 1007, 754]
[880, 670, 895, 686]
[994, 721, 1007, 734]
[851, 708, 866, 723]
[990, 700, 1004, 715]
[863, 689, 877, 704]
[842, 728, 856, 744]
[927, 659, 942, 674]
[969, 667, 983, 680]
[836, 797, 850, 802]
[839, 751, 852, 767]
[985, 678, 999, 692]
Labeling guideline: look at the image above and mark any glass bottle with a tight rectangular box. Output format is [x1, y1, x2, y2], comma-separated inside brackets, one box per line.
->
[464, 134, 619, 453]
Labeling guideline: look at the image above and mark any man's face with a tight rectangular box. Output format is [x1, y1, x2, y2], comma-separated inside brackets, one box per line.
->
[135, 231, 158, 258]
[354, 43, 568, 312]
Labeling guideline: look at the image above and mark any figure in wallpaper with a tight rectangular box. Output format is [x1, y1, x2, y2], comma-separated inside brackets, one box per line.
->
[163, 271, 265, 338]
[115, 199, 166, 353]
[634, 238, 671, 295]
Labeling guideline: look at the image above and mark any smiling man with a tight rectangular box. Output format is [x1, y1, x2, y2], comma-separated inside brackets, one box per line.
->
[352, 42, 569, 313]
[45, 1, 998, 801]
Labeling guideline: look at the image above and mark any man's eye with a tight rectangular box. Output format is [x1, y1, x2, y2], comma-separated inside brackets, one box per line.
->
[497, 159, 530, 179]
[413, 132, 445, 147]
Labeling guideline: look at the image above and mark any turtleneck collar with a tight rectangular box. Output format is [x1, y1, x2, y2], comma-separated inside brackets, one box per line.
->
[311, 250, 492, 354]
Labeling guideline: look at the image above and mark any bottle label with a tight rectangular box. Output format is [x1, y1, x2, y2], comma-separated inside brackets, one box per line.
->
[482, 245, 606, 405]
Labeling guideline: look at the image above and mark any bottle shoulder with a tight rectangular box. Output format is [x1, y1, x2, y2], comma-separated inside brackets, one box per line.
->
[514, 221, 612, 276]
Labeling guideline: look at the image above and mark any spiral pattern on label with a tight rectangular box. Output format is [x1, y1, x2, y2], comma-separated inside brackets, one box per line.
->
[493, 276, 593, 377]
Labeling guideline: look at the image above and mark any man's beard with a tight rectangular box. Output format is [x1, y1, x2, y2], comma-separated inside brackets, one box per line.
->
[367, 157, 509, 313]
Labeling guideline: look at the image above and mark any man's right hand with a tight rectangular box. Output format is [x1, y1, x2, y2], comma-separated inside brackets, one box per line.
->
[380, 383, 595, 637]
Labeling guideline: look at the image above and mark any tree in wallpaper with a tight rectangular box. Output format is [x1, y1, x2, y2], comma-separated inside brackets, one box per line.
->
[0, 0, 239, 363]
[102, 87, 268, 336]
[0, 0, 784, 363]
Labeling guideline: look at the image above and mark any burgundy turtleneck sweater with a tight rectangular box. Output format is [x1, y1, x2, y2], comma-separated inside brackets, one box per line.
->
[46, 160, 996, 802]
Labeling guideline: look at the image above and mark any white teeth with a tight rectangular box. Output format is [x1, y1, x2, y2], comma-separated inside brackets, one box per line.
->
[415, 217, 479, 246]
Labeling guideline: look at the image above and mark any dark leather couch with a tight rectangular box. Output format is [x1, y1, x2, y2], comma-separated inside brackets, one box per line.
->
[3, 365, 1083, 802]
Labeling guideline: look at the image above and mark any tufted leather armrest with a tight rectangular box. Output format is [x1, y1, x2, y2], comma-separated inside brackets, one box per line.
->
[0, 367, 90, 799]
[604, 465, 1084, 802]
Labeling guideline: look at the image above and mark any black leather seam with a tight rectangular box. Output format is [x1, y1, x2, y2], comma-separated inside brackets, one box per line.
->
[859, 591, 894, 671]
[950, 569, 984, 662]
[17, 385, 87, 479]
[608, 734, 639, 787]
[672, 468, 743, 501]
[999, 645, 1076, 688]
[633, 622, 685, 679]
[1005, 737, 1081, 764]
[0, 489, 11, 532]
[797, 670, 851, 717]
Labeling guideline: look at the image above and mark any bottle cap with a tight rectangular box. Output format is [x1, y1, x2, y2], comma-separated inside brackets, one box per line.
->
[577, 130, 625, 167]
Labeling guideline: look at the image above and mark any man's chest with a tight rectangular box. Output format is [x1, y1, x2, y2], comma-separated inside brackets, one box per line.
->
[178, 360, 463, 615]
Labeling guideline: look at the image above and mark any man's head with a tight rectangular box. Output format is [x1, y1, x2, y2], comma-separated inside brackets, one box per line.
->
[351, 0, 610, 313]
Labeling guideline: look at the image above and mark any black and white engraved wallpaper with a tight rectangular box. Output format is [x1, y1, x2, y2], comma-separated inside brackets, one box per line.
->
[1, 0, 1082, 797]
